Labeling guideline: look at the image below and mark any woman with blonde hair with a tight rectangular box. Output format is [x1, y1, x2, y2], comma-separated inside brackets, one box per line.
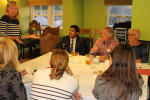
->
[31, 49, 81, 100]
[0, 37, 27, 100]
[92, 44, 143, 100]
[0, 1, 39, 60]
[127, 28, 148, 63]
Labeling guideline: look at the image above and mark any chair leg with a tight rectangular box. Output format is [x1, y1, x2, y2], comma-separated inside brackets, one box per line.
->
[29, 47, 33, 54]
[34, 46, 36, 57]
[20, 45, 22, 57]
[29, 47, 32, 54]
[22, 46, 24, 59]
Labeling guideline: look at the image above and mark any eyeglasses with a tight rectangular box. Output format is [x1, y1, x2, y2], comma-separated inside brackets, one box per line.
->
[128, 34, 136, 36]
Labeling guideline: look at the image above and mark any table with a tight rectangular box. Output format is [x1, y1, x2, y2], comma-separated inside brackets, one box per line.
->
[18, 53, 149, 100]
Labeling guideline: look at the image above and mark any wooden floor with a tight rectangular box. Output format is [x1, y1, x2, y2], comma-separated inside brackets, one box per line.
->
[20, 49, 40, 63]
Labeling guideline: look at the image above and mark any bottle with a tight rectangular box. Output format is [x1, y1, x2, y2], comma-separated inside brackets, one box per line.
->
[63, 44, 67, 52]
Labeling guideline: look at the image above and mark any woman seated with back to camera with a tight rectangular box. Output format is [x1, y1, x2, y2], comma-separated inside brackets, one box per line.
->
[127, 28, 148, 63]
[92, 44, 143, 100]
[31, 49, 82, 100]
[0, 37, 27, 100]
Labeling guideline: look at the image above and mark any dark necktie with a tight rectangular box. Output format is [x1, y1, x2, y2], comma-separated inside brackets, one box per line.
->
[70, 40, 74, 52]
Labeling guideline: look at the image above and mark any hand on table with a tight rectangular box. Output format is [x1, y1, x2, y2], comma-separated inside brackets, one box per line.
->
[72, 92, 83, 100]
[20, 70, 27, 77]
[99, 56, 110, 62]
[71, 52, 78, 56]
[89, 54, 94, 60]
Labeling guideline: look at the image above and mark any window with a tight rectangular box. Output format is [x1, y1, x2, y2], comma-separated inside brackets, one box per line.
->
[106, 6, 132, 27]
[31, 5, 63, 29]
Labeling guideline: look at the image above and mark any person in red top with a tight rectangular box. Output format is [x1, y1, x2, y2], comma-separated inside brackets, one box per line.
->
[90, 26, 119, 61]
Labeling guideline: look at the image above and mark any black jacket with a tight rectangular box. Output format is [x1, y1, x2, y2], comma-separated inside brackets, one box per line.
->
[56, 35, 85, 55]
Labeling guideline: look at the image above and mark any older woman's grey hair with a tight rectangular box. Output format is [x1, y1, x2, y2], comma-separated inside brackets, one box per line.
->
[129, 28, 141, 39]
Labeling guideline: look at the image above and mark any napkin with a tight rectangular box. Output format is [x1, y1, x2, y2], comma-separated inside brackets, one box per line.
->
[137, 69, 150, 75]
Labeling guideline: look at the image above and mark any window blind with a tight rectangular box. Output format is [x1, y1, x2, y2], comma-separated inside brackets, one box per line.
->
[28, 0, 62, 6]
[104, 0, 132, 5]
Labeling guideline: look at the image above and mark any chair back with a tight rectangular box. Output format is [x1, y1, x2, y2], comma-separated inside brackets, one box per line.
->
[29, 20, 41, 35]
[40, 26, 59, 55]
[138, 40, 150, 55]
[81, 37, 93, 54]
[79, 28, 92, 38]
[116, 37, 121, 43]
[94, 28, 102, 44]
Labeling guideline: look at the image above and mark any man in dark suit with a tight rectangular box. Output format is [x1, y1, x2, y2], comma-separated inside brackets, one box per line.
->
[56, 25, 85, 55]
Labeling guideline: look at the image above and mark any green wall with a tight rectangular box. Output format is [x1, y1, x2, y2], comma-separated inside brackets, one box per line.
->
[0, 0, 7, 17]
[17, 0, 30, 35]
[63, 0, 84, 37]
[84, 0, 105, 38]
[132, 0, 150, 41]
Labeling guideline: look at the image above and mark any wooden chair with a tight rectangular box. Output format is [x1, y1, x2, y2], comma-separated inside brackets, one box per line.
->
[79, 28, 92, 38]
[29, 20, 41, 35]
[20, 20, 41, 59]
[29, 20, 41, 44]
[40, 26, 59, 55]
[138, 40, 150, 56]
[81, 37, 93, 54]
[94, 28, 102, 44]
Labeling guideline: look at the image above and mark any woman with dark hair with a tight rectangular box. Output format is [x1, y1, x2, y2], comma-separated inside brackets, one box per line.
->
[92, 44, 143, 100]
[31, 49, 82, 100]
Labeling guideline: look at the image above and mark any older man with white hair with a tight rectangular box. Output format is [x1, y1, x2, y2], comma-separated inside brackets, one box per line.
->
[90, 26, 119, 61]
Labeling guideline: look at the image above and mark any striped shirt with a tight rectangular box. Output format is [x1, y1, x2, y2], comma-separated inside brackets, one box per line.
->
[31, 68, 78, 100]
[90, 38, 119, 57]
[0, 15, 21, 38]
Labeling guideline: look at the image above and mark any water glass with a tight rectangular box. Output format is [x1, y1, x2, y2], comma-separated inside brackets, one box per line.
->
[77, 56, 82, 64]
[47, 52, 52, 59]
[72, 56, 76, 64]
[91, 61, 96, 69]
[93, 71, 97, 78]
[105, 60, 110, 66]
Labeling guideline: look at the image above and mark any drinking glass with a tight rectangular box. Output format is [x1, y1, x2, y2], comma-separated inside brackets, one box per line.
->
[77, 56, 82, 64]
[93, 71, 97, 78]
[85, 54, 90, 65]
[105, 60, 110, 66]
[91, 61, 96, 69]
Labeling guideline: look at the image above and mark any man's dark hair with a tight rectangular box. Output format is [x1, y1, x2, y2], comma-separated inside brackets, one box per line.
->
[70, 25, 80, 33]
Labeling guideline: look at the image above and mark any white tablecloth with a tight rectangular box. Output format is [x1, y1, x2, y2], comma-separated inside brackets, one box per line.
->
[18, 53, 149, 100]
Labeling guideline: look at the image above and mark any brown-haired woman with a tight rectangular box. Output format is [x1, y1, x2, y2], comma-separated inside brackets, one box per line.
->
[31, 49, 81, 100]
[0, 37, 27, 100]
[92, 43, 143, 100]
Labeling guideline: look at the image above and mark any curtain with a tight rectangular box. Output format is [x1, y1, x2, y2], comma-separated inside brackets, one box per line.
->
[104, 0, 132, 5]
[28, 0, 62, 6]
